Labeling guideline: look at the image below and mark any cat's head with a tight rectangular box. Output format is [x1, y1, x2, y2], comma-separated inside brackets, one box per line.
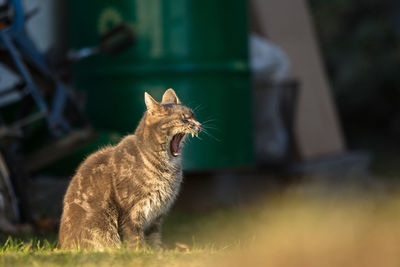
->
[144, 89, 201, 157]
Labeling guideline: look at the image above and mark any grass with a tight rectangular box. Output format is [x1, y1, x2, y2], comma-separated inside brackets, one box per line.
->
[0, 208, 249, 267]
[2, 187, 400, 266]
[0, 247, 209, 267]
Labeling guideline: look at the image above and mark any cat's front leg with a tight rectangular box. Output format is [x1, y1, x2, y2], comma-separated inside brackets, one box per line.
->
[120, 218, 145, 249]
[145, 216, 163, 249]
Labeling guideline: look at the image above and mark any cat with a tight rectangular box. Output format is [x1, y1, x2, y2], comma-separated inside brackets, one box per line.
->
[58, 89, 201, 250]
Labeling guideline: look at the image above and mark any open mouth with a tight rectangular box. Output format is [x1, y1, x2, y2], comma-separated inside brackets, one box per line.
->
[170, 133, 185, 157]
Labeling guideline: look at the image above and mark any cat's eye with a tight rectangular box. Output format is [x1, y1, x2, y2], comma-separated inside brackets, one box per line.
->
[181, 111, 195, 122]
[181, 114, 193, 123]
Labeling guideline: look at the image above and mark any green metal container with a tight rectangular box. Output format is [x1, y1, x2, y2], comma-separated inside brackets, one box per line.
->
[68, 0, 253, 170]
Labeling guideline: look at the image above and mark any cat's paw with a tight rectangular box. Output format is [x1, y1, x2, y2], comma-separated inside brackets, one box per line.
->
[175, 242, 190, 252]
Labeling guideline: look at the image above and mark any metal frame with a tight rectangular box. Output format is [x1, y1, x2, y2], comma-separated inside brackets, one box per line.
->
[0, 0, 70, 136]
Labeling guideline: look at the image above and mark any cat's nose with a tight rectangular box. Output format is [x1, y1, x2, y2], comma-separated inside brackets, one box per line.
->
[196, 122, 202, 133]
[191, 121, 201, 132]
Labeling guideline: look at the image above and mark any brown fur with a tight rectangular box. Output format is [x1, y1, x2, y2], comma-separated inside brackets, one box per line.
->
[58, 89, 201, 250]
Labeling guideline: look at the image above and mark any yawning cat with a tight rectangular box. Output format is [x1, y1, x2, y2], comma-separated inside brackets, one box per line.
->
[58, 89, 201, 250]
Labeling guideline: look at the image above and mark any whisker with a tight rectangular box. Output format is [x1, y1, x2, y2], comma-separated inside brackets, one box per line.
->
[184, 138, 191, 145]
[201, 128, 221, 142]
[201, 118, 217, 124]
[201, 123, 217, 129]
[201, 119, 218, 127]
[202, 125, 218, 130]
[193, 104, 204, 112]
[202, 125, 221, 134]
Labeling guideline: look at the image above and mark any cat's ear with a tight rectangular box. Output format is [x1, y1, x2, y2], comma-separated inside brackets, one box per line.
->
[161, 88, 181, 105]
[144, 92, 161, 112]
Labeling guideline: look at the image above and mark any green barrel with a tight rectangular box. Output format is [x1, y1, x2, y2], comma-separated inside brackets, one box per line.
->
[68, 0, 253, 170]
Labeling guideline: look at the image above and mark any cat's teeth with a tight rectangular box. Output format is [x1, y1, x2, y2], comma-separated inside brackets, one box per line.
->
[191, 133, 194, 138]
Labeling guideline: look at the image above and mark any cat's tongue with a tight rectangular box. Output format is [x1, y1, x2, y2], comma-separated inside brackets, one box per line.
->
[171, 134, 183, 156]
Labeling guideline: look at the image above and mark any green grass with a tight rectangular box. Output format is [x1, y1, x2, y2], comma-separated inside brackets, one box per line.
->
[0, 247, 210, 267]
[0, 208, 252, 267]
[2, 189, 400, 267]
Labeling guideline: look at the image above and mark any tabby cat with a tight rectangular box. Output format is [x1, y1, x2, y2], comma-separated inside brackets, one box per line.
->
[58, 89, 201, 250]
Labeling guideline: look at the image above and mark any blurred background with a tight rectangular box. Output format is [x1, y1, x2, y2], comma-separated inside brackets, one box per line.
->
[0, 0, 399, 235]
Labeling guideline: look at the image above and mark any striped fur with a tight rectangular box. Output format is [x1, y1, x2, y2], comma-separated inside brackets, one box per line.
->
[58, 89, 201, 250]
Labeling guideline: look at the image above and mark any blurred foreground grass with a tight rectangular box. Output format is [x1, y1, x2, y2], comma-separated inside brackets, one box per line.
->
[1, 188, 400, 267]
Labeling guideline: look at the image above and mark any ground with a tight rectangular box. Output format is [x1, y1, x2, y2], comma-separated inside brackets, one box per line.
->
[2, 186, 400, 267]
